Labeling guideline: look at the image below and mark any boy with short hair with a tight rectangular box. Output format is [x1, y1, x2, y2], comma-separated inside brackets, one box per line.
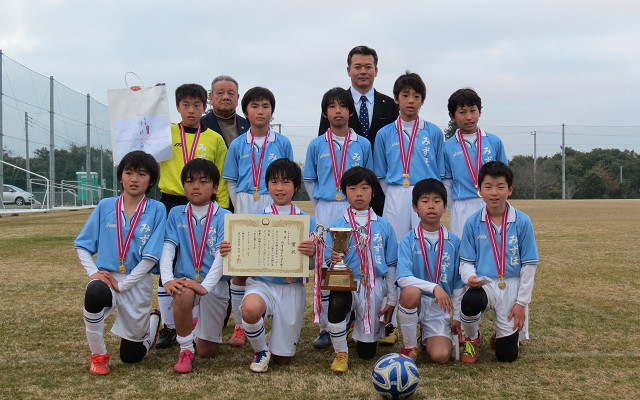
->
[223, 86, 295, 347]
[458, 161, 539, 363]
[219, 158, 316, 372]
[374, 72, 445, 242]
[160, 158, 231, 373]
[396, 179, 463, 364]
[304, 88, 374, 348]
[74, 150, 166, 374]
[323, 166, 398, 373]
[156, 83, 230, 349]
[443, 88, 508, 237]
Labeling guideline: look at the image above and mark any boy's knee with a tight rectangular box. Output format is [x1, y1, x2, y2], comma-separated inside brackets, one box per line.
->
[429, 349, 451, 365]
[119, 339, 146, 363]
[461, 288, 487, 316]
[399, 287, 421, 309]
[328, 291, 351, 323]
[495, 332, 519, 363]
[356, 341, 377, 359]
[84, 280, 112, 313]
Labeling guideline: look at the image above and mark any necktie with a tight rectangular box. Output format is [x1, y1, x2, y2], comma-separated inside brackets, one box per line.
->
[359, 95, 370, 138]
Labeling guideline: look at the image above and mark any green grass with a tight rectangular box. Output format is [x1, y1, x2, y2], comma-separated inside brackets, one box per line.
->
[0, 200, 639, 399]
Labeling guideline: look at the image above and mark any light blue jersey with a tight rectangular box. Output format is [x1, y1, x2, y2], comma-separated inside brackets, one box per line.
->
[459, 204, 538, 278]
[74, 196, 166, 274]
[303, 130, 373, 202]
[323, 209, 397, 279]
[443, 129, 508, 200]
[254, 205, 316, 285]
[374, 118, 444, 185]
[164, 202, 231, 282]
[396, 225, 463, 298]
[223, 129, 294, 195]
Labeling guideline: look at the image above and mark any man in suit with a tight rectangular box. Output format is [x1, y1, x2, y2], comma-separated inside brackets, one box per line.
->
[201, 75, 249, 148]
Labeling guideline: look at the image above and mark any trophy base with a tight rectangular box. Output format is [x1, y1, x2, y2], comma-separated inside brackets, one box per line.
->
[321, 269, 357, 291]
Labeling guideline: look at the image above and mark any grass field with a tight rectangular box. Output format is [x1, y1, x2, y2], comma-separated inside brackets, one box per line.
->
[1, 200, 639, 399]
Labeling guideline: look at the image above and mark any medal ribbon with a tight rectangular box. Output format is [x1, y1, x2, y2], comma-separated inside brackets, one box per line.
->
[396, 117, 420, 180]
[179, 123, 202, 164]
[250, 130, 270, 192]
[347, 208, 375, 334]
[327, 129, 351, 196]
[457, 128, 482, 187]
[270, 204, 295, 215]
[416, 225, 445, 284]
[312, 229, 326, 324]
[186, 203, 215, 277]
[115, 194, 147, 270]
[485, 204, 509, 279]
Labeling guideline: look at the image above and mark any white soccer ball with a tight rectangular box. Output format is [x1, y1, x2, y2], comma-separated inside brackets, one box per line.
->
[371, 353, 420, 399]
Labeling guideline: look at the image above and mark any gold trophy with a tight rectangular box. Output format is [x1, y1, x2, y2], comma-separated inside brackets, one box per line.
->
[317, 226, 364, 291]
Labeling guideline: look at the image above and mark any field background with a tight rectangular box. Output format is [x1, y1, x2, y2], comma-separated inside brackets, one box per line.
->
[1, 200, 639, 399]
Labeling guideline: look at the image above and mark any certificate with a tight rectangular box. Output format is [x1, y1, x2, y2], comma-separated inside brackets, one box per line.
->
[223, 214, 310, 277]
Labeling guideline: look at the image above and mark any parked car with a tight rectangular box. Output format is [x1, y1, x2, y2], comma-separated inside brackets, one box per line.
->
[2, 184, 37, 206]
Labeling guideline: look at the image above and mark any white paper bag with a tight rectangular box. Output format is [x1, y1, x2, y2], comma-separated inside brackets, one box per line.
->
[108, 85, 172, 165]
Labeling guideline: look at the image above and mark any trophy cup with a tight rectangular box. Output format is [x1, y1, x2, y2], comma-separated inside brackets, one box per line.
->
[318, 226, 363, 291]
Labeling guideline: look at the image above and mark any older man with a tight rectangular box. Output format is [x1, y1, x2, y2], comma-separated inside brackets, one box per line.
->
[201, 75, 249, 147]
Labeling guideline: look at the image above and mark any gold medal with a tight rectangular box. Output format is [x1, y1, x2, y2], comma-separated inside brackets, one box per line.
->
[498, 280, 506, 290]
[118, 265, 127, 273]
[402, 179, 410, 187]
[195, 273, 202, 283]
[253, 192, 260, 200]
[476, 184, 481, 197]
[335, 192, 343, 201]
[285, 277, 293, 284]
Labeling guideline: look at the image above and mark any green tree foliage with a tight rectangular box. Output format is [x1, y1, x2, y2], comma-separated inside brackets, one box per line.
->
[444, 120, 458, 140]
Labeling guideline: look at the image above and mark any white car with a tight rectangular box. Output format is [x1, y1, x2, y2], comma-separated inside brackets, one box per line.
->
[2, 184, 37, 206]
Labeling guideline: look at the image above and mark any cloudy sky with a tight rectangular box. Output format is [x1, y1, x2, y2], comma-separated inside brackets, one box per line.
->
[1, 0, 639, 161]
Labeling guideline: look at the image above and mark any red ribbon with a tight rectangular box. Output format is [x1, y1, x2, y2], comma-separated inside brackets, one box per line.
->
[457, 128, 482, 188]
[179, 123, 202, 164]
[186, 203, 215, 278]
[115, 194, 147, 271]
[327, 128, 351, 197]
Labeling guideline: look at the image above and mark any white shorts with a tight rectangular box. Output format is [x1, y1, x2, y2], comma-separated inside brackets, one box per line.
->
[243, 278, 306, 357]
[474, 277, 529, 339]
[349, 279, 388, 343]
[418, 296, 453, 341]
[314, 200, 349, 228]
[450, 197, 485, 237]
[103, 273, 153, 342]
[235, 192, 273, 214]
[383, 185, 420, 243]
[191, 280, 230, 343]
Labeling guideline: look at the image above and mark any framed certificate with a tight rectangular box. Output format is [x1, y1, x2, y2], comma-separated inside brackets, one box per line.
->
[223, 214, 310, 277]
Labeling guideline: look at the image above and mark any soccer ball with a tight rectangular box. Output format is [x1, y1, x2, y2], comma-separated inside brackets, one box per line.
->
[371, 353, 420, 399]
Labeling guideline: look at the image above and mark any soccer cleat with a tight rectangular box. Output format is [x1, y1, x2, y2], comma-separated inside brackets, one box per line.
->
[229, 325, 246, 347]
[149, 309, 162, 350]
[312, 330, 331, 349]
[461, 332, 482, 364]
[330, 352, 349, 373]
[156, 325, 177, 349]
[174, 349, 195, 373]
[250, 350, 271, 373]
[400, 347, 419, 362]
[378, 324, 399, 345]
[90, 353, 111, 375]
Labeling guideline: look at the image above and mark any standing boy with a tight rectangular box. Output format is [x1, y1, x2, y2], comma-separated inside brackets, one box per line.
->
[443, 88, 508, 237]
[74, 150, 166, 374]
[458, 161, 539, 363]
[395, 179, 463, 364]
[161, 158, 231, 373]
[223, 87, 294, 347]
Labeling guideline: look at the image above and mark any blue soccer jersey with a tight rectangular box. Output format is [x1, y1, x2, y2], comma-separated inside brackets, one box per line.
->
[374, 118, 445, 185]
[323, 209, 397, 279]
[253, 204, 317, 285]
[396, 225, 463, 297]
[164, 202, 231, 282]
[459, 204, 539, 278]
[74, 197, 166, 274]
[443, 129, 508, 200]
[303, 130, 373, 202]
[223, 129, 294, 195]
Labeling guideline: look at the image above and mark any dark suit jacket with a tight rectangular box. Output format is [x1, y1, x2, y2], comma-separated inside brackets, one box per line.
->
[200, 112, 249, 148]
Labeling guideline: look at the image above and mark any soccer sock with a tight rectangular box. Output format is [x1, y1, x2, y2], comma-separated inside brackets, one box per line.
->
[328, 320, 349, 353]
[230, 283, 245, 328]
[177, 332, 195, 354]
[242, 318, 268, 353]
[319, 290, 330, 331]
[83, 308, 107, 355]
[143, 312, 161, 351]
[398, 305, 419, 349]
[157, 286, 174, 328]
[460, 312, 481, 340]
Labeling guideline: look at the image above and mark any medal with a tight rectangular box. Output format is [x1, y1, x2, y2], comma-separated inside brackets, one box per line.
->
[458, 128, 483, 193]
[179, 122, 202, 164]
[187, 203, 215, 283]
[485, 204, 509, 289]
[498, 280, 506, 290]
[250, 130, 270, 200]
[327, 128, 351, 203]
[396, 118, 420, 188]
[285, 277, 293, 284]
[115, 195, 147, 275]
[416, 224, 445, 289]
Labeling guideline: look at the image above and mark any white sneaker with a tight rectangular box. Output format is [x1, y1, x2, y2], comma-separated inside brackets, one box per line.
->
[250, 350, 271, 373]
